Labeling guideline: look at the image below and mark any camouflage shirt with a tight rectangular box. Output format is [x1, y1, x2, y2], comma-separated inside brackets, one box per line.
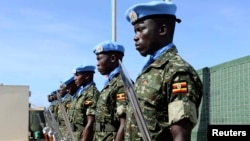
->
[49, 100, 59, 120]
[67, 83, 100, 140]
[57, 94, 72, 137]
[93, 73, 127, 141]
[125, 46, 203, 141]
[57, 94, 72, 122]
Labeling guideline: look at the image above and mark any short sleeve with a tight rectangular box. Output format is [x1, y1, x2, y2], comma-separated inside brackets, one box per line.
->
[168, 73, 201, 126]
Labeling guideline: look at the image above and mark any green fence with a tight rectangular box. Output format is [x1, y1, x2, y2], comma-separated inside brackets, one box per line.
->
[191, 55, 250, 141]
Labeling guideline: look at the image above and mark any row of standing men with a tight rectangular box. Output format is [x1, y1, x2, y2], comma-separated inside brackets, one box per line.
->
[47, 40, 126, 141]
[47, 0, 203, 141]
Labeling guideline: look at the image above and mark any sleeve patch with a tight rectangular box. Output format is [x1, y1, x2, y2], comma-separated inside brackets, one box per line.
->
[172, 82, 187, 94]
[116, 93, 126, 101]
[84, 100, 93, 106]
[66, 104, 70, 108]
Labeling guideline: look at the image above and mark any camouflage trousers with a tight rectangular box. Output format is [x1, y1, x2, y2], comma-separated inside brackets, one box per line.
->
[59, 126, 70, 141]
[58, 126, 81, 140]
[73, 130, 83, 141]
[93, 132, 116, 141]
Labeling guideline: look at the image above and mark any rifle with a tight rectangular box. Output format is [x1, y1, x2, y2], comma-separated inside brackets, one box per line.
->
[56, 91, 76, 141]
[119, 60, 152, 141]
[36, 113, 45, 129]
[42, 108, 52, 141]
[36, 112, 48, 140]
[44, 107, 65, 141]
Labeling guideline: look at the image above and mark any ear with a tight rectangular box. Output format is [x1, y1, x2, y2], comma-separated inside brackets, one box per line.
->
[85, 75, 90, 79]
[110, 54, 117, 63]
[159, 24, 167, 35]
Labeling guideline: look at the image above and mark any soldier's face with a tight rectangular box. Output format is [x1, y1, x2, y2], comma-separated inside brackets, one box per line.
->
[67, 83, 78, 95]
[133, 19, 159, 56]
[95, 54, 112, 75]
[59, 86, 67, 96]
[74, 73, 85, 87]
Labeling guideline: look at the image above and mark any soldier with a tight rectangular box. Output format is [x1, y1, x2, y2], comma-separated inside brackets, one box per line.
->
[48, 90, 60, 121]
[124, 1, 203, 141]
[67, 65, 100, 141]
[46, 90, 60, 141]
[92, 40, 127, 141]
[57, 76, 79, 139]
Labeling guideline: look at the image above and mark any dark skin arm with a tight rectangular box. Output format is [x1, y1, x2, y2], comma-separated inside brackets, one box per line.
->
[81, 115, 95, 141]
[114, 116, 126, 141]
[171, 118, 192, 141]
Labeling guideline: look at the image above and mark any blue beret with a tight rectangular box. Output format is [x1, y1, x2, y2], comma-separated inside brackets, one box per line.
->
[125, 0, 178, 24]
[93, 40, 125, 55]
[51, 90, 58, 95]
[73, 65, 96, 74]
[62, 76, 74, 87]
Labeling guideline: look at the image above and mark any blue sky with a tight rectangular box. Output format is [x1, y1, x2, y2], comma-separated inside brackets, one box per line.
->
[0, 0, 249, 107]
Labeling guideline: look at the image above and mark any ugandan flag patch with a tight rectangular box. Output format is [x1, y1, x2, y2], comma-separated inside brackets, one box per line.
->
[84, 100, 93, 106]
[116, 93, 126, 101]
[172, 82, 188, 94]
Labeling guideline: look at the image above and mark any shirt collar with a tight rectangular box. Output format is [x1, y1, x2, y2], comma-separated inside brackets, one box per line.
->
[104, 66, 120, 86]
[108, 67, 120, 80]
[151, 42, 174, 60]
[74, 81, 94, 97]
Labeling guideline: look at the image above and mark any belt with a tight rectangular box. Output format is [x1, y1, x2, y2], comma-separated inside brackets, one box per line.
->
[94, 122, 117, 132]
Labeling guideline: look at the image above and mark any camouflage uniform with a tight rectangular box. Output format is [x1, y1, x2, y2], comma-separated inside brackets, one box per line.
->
[57, 94, 72, 139]
[67, 83, 100, 140]
[125, 46, 203, 141]
[49, 100, 59, 120]
[93, 73, 127, 141]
